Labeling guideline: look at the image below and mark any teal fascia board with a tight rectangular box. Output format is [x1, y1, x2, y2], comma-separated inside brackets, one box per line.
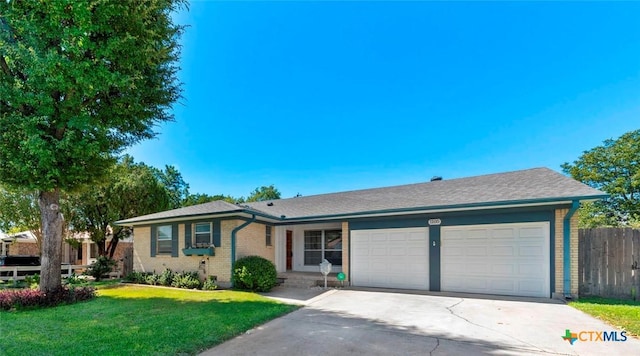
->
[563, 200, 580, 297]
[230, 215, 256, 286]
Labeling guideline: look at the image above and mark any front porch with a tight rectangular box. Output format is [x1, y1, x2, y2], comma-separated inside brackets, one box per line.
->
[277, 271, 345, 289]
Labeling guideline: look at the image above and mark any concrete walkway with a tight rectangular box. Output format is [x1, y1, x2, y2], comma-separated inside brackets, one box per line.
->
[201, 288, 640, 355]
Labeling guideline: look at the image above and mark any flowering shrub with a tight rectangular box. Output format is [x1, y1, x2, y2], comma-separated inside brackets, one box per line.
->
[0, 286, 96, 311]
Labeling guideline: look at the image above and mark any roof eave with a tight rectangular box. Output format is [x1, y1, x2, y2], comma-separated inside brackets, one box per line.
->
[115, 209, 282, 227]
[279, 194, 608, 223]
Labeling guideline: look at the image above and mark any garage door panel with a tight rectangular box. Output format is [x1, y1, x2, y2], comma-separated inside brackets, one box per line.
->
[351, 228, 429, 290]
[442, 222, 550, 298]
[466, 246, 488, 256]
[492, 264, 515, 274]
[492, 246, 515, 256]
[491, 228, 516, 239]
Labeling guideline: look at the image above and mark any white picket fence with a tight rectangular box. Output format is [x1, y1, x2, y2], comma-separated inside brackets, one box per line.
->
[0, 264, 93, 281]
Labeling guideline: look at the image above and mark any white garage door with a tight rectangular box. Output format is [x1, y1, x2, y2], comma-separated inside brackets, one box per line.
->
[441, 222, 550, 298]
[351, 227, 429, 290]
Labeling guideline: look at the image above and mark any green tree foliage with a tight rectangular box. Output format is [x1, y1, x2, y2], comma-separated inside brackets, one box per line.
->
[562, 129, 640, 227]
[182, 193, 239, 207]
[0, 1, 185, 292]
[246, 185, 281, 202]
[154, 165, 190, 209]
[0, 186, 40, 236]
[68, 156, 171, 258]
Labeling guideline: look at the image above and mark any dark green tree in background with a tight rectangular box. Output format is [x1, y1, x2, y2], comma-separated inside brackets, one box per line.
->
[0, 0, 186, 292]
[562, 129, 640, 227]
[246, 185, 281, 202]
[68, 156, 172, 259]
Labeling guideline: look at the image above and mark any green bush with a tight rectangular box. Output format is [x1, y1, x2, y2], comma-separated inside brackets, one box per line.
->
[86, 256, 116, 281]
[24, 274, 40, 289]
[145, 273, 160, 286]
[158, 268, 174, 286]
[202, 276, 218, 291]
[233, 256, 277, 292]
[171, 271, 202, 289]
[125, 271, 149, 284]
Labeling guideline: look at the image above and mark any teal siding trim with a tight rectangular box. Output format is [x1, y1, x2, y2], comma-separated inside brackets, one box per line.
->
[185, 223, 192, 248]
[150, 226, 157, 257]
[429, 226, 441, 291]
[213, 221, 221, 247]
[171, 223, 179, 257]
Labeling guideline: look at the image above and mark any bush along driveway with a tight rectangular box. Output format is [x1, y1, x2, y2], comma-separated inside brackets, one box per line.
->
[0, 285, 298, 355]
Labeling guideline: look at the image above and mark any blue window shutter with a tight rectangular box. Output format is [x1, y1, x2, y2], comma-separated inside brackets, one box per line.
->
[185, 223, 192, 248]
[171, 224, 179, 257]
[213, 220, 221, 247]
[150, 226, 157, 257]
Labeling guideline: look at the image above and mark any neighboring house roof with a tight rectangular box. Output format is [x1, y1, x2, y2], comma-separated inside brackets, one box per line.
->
[116, 167, 606, 226]
[2, 230, 38, 243]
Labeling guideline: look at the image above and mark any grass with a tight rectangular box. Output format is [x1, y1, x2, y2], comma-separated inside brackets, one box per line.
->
[569, 297, 640, 337]
[0, 284, 298, 355]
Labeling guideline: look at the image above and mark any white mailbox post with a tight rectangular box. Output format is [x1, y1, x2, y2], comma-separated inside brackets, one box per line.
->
[319, 259, 332, 289]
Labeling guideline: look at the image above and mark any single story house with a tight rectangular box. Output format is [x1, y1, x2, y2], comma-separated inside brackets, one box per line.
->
[116, 167, 605, 299]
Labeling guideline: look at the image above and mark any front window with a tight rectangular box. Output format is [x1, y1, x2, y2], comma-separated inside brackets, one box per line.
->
[304, 230, 342, 266]
[194, 223, 212, 247]
[157, 225, 172, 254]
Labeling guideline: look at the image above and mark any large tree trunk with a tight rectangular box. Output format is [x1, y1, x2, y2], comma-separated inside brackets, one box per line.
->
[38, 189, 63, 293]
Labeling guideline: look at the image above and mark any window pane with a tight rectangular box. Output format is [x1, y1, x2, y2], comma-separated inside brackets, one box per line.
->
[157, 225, 172, 254]
[324, 250, 342, 266]
[304, 251, 322, 265]
[157, 225, 172, 240]
[158, 240, 172, 254]
[195, 223, 210, 234]
[324, 230, 342, 249]
[304, 231, 322, 249]
[194, 223, 211, 246]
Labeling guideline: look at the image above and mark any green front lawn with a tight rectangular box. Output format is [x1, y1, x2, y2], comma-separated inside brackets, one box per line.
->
[0, 285, 298, 355]
[569, 297, 640, 337]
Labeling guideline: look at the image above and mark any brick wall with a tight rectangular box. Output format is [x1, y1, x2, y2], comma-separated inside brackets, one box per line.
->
[341, 221, 349, 282]
[236, 222, 275, 263]
[7, 242, 40, 256]
[554, 208, 579, 297]
[132, 221, 237, 285]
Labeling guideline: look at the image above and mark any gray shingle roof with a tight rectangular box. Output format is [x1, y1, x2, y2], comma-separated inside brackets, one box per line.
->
[117, 167, 605, 225]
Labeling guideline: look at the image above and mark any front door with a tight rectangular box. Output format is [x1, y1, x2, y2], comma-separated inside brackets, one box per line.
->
[286, 230, 293, 270]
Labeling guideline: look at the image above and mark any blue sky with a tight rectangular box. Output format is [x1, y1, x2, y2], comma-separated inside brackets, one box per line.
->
[127, 1, 640, 199]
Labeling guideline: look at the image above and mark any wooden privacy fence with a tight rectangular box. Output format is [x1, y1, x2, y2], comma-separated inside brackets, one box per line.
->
[579, 228, 640, 299]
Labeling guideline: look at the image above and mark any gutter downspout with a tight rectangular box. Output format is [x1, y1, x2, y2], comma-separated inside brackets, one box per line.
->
[231, 214, 256, 287]
[563, 201, 580, 298]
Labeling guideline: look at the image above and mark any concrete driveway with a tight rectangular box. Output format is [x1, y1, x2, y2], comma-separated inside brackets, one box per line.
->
[201, 288, 640, 355]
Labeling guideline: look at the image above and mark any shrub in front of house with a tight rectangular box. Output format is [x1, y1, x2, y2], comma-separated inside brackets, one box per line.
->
[125, 270, 218, 291]
[171, 271, 202, 289]
[158, 268, 175, 286]
[86, 256, 116, 281]
[233, 256, 277, 292]
[0, 286, 96, 311]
